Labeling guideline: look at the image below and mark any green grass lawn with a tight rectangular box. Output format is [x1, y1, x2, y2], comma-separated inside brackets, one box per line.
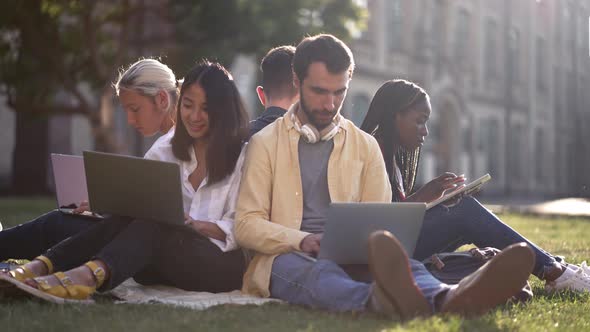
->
[1, 197, 590, 331]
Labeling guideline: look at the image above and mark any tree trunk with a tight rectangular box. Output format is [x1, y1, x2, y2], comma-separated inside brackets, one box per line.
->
[10, 111, 50, 195]
[92, 86, 120, 153]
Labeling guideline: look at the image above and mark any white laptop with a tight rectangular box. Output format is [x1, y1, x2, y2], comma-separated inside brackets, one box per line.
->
[315, 202, 427, 264]
[50, 153, 103, 219]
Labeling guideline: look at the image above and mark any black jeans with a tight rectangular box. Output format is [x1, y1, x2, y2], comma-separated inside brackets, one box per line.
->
[45, 218, 245, 292]
[44, 215, 133, 272]
[0, 210, 96, 261]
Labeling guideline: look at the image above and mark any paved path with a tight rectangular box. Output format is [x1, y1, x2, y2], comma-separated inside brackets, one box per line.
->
[482, 197, 590, 218]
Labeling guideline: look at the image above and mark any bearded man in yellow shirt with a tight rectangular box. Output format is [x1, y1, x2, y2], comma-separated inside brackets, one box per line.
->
[235, 34, 534, 319]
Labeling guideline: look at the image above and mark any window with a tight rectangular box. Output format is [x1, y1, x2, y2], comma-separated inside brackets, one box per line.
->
[387, 0, 404, 52]
[428, 119, 440, 149]
[480, 119, 500, 177]
[413, 0, 427, 53]
[350, 94, 370, 126]
[454, 8, 471, 60]
[536, 37, 546, 91]
[578, 12, 584, 50]
[431, 0, 445, 54]
[509, 124, 524, 180]
[356, 0, 372, 42]
[462, 127, 472, 151]
[535, 128, 546, 182]
[508, 27, 520, 83]
[564, 4, 573, 47]
[488, 120, 500, 177]
[484, 18, 498, 81]
[562, 3, 575, 65]
[477, 119, 486, 151]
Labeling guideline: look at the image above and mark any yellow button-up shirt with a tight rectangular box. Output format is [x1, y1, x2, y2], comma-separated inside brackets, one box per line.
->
[235, 106, 392, 297]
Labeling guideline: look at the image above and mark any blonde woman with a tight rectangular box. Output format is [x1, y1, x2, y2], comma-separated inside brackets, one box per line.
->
[3, 61, 249, 302]
[1, 58, 178, 281]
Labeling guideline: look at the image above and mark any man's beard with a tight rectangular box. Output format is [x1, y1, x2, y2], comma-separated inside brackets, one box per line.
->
[299, 91, 336, 130]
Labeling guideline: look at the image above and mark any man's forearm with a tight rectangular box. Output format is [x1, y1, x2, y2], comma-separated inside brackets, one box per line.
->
[235, 217, 310, 255]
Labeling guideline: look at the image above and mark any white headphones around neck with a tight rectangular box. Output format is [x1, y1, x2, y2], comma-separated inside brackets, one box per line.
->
[291, 111, 340, 144]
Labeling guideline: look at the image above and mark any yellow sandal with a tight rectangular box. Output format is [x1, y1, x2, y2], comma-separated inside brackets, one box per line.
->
[0, 256, 53, 296]
[0, 256, 54, 282]
[36, 261, 105, 300]
[8, 256, 54, 281]
[3, 261, 105, 304]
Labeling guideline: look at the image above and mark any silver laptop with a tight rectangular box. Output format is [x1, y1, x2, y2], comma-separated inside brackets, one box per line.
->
[317, 202, 426, 264]
[83, 151, 185, 225]
[50, 153, 103, 219]
[51, 154, 87, 211]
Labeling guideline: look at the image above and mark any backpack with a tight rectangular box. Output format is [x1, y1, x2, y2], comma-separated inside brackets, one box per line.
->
[422, 247, 533, 303]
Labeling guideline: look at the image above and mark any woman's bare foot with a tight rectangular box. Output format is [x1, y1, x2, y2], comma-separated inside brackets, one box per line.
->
[0, 259, 49, 279]
[21, 260, 49, 276]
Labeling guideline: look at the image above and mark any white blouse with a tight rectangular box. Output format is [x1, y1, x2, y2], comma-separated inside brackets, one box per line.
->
[143, 131, 245, 252]
[144, 127, 175, 159]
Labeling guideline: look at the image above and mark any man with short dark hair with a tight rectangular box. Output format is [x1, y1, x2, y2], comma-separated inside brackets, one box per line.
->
[235, 34, 534, 319]
[249, 45, 298, 139]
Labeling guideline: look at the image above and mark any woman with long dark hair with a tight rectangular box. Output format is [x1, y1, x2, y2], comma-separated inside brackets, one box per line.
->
[361, 79, 590, 294]
[1, 61, 249, 302]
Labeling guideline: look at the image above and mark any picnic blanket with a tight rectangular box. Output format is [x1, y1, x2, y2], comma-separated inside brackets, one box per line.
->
[108, 279, 280, 310]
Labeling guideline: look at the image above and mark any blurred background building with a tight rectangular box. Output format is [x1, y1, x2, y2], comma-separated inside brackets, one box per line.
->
[342, 0, 590, 198]
[0, 0, 588, 199]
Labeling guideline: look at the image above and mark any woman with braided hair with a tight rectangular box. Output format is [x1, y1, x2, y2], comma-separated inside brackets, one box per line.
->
[361, 79, 590, 294]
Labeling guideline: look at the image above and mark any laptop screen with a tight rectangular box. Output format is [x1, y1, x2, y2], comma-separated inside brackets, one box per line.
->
[50, 154, 89, 208]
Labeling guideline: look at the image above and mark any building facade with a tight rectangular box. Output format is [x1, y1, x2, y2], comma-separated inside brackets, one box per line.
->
[342, 0, 590, 197]
[1, 0, 588, 198]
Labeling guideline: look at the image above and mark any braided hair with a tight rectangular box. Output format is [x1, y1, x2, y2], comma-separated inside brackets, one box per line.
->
[360, 79, 429, 201]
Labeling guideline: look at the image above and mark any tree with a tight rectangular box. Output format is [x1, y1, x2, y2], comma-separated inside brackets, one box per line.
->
[0, 0, 365, 194]
[0, 0, 168, 194]
[168, 0, 365, 69]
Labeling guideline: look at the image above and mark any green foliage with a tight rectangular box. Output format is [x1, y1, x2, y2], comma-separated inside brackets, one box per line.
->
[168, 0, 366, 72]
[1, 199, 589, 331]
[0, 0, 366, 115]
[0, 0, 61, 113]
[0, 0, 136, 115]
[0, 0, 365, 193]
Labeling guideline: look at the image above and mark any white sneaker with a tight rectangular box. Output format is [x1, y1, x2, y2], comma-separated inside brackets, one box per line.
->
[576, 261, 590, 275]
[545, 264, 590, 293]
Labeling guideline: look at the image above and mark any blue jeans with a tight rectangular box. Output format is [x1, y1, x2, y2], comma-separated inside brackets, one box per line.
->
[413, 196, 558, 279]
[269, 253, 450, 312]
[0, 210, 95, 262]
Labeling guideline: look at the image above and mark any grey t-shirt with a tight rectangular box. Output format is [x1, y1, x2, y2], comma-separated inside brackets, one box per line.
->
[298, 137, 334, 233]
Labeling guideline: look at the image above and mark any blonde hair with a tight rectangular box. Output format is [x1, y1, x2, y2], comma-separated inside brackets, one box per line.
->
[114, 58, 179, 114]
